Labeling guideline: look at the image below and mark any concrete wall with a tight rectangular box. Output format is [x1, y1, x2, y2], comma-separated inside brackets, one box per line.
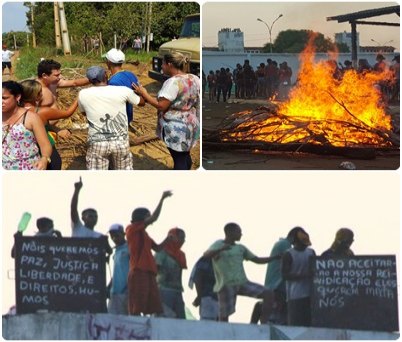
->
[202, 51, 398, 83]
[2, 312, 399, 340]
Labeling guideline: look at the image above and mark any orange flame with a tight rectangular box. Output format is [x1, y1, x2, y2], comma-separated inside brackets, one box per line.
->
[227, 34, 395, 147]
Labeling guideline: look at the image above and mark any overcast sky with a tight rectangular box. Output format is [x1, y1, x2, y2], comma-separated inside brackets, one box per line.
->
[203, 2, 400, 49]
[1, 2, 29, 32]
[2, 172, 400, 323]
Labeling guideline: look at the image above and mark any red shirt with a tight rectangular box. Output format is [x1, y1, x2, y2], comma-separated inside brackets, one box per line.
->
[126, 222, 157, 274]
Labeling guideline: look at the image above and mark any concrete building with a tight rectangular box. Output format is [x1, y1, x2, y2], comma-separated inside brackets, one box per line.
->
[2, 312, 399, 340]
[360, 45, 396, 53]
[335, 31, 360, 53]
[218, 28, 244, 52]
[244, 47, 264, 54]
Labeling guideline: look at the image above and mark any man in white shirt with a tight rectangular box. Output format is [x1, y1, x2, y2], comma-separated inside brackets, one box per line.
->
[133, 36, 142, 53]
[2, 44, 14, 75]
[70, 177, 113, 260]
[78, 66, 145, 170]
[70, 177, 103, 238]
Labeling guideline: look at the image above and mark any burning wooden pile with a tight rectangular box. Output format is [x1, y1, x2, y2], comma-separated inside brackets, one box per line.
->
[204, 38, 399, 159]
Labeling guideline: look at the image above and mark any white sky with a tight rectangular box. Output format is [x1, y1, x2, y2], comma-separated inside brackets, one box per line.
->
[202, 2, 400, 50]
[1, 171, 400, 323]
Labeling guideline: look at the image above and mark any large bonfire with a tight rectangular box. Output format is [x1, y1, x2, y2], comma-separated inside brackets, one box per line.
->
[209, 35, 398, 150]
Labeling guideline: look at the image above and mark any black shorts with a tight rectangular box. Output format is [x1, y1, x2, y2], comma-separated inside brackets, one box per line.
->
[2, 62, 11, 70]
[287, 297, 311, 326]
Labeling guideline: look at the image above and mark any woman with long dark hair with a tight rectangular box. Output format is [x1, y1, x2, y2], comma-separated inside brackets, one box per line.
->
[2, 81, 51, 170]
[20, 79, 78, 170]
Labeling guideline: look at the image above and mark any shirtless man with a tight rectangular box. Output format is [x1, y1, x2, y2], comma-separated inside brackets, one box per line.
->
[36, 59, 90, 138]
[37, 59, 90, 108]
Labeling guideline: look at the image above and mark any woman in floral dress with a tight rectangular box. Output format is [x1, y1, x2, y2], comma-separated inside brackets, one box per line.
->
[2, 81, 51, 170]
[133, 52, 200, 170]
[20, 79, 78, 170]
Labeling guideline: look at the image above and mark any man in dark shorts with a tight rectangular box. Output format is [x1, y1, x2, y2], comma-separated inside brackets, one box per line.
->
[204, 222, 280, 323]
[2, 45, 14, 75]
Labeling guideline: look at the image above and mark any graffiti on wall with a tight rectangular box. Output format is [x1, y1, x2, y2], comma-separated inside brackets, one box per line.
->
[87, 314, 151, 340]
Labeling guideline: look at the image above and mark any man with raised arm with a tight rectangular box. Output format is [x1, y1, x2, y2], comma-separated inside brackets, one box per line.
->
[70, 176, 103, 238]
[126, 191, 173, 316]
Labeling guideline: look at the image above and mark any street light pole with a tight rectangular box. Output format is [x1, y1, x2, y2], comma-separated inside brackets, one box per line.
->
[257, 14, 283, 53]
[371, 38, 394, 46]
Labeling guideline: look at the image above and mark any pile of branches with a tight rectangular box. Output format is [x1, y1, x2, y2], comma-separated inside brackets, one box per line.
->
[204, 105, 400, 160]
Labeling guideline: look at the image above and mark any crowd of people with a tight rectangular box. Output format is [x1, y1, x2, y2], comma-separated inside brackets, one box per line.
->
[204, 53, 400, 104]
[12, 177, 357, 327]
[320, 53, 400, 104]
[359, 54, 399, 103]
[2, 49, 200, 170]
[204, 58, 293, 102]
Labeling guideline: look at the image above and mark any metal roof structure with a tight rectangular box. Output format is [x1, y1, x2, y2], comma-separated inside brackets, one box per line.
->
[327, 5, 400, 65]
[327, 5, 400, 24]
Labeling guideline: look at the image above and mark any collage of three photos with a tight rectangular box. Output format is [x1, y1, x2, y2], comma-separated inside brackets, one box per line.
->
[2, 1, 400, 339]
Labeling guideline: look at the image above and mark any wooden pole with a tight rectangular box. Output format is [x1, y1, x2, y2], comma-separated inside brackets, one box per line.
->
[351, 21, 358, 68]
[99, 32, 103, 56]
[13, 34, 17, 50]
[141, 3, 146, 48]
[146, 2, 152, 53]
[54, 2, 62, 49]
[58, 2, 71, 55]
[31, 3, 37, 48]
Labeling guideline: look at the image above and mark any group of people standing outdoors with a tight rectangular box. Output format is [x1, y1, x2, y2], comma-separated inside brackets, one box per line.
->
[196, 224, 353, 327]
[13, 179, 187, 319]
[204, 52, 400, 105]
[321, 53, 400, 105]
[2, 48, 200, 170]
[357, 54, 400, 103]
[205, 58, 293, 102]
[12, 176, 356, 328]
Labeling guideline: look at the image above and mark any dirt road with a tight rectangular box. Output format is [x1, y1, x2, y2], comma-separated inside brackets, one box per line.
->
[50, 63, 200, 170]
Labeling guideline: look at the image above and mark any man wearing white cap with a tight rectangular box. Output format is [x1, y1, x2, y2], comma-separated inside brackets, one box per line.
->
[105, 48, 140, 130]
[78, 65, 145, 170]
[107, 223, 130, 315]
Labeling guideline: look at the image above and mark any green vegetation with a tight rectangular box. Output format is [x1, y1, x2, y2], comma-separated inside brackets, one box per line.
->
[14, 46, 157, 80]
[265, 29, 338, 53]
[2, 31, 30, 49]
[20, 2, 198, 51]
[336, 42, 350, 53]
[15, 47, 87, 79]
[15, 47, 53, 79]
[124, 50, 158, 64]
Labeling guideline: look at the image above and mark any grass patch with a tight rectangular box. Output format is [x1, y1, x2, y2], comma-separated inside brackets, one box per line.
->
[15, 47, 53, 80]
[124, 50, 157, 64]
[14, 46, 157, 80]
